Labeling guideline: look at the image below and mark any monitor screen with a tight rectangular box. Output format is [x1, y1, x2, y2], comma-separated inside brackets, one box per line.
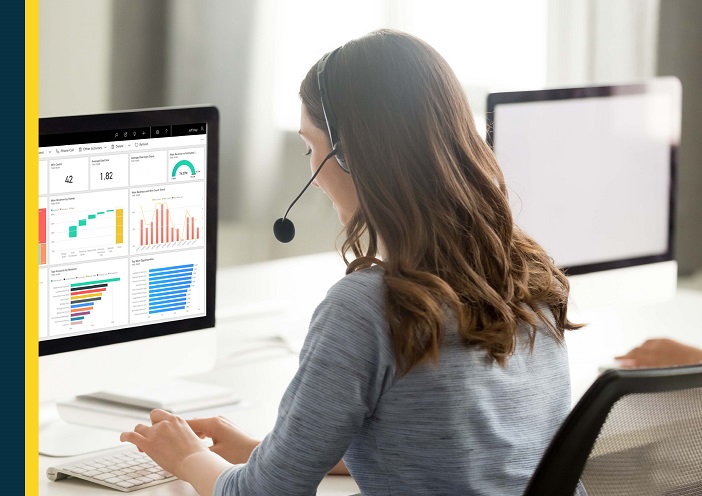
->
[486, 78, 681, 276]
[38, 106, 219, 357]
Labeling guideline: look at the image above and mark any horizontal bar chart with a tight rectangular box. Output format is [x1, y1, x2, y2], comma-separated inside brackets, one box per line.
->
[148, 264, 194, 314]
[69, 277, 120, 325]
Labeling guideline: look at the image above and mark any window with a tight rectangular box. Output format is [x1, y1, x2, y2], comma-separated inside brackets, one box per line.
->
[272, 0, 548, 131]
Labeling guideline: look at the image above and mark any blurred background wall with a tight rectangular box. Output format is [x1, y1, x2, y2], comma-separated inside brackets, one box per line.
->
[40, 0, 702, 274]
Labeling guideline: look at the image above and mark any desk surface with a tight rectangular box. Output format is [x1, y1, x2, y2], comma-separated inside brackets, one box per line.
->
[39, 253, 702, 495]
[39, 347, 361, 495]
[565, 287, 702, 403]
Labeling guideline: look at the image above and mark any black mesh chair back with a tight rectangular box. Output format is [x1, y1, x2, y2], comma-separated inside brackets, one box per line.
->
[523, 364, 702, 496]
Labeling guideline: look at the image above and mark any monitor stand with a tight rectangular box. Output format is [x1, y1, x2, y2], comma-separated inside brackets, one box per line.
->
[39, 330, 221, 457]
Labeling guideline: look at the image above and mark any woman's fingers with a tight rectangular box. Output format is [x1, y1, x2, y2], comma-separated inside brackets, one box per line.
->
[133, 423, 151, 435]
[120, 430, 146, 449]
[186, 418, 217, 437]
[150, 408, 175, 424]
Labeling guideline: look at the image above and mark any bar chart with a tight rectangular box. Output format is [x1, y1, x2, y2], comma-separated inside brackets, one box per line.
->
[68, 208, 123, 243]
[138, 203, 200, 246]
[39, 206, 47, 265]
[49, 259, 129, 336]
[49, 190, 128, 263]
[148, 264, 193, 314]
[69, 276, 120, 326]
[130, 250, 204, 324]
[39, 268, 48, 338]
[130, 182, 205, 253]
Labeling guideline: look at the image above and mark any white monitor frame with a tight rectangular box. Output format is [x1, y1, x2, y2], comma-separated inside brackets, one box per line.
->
[487, 78, 681, 309]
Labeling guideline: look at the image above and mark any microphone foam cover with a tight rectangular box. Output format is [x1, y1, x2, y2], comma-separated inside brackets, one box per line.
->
[273, 218, 295, 243]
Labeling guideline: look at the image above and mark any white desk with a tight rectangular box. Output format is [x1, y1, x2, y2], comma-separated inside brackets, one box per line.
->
[39, 252, 702, 495]
[38, 345, 361, 495]
[565, 287, 702, 404]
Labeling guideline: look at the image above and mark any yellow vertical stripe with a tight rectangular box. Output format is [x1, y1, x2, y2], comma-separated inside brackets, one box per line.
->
[116, 208, 124, 244]
[25, 0, 39, 493]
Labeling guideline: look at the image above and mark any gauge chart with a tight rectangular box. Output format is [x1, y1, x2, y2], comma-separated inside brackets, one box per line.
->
[168, 147, 204, 182]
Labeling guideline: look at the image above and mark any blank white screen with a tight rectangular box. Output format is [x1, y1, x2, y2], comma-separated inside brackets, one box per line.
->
[493, 93, 672, 268]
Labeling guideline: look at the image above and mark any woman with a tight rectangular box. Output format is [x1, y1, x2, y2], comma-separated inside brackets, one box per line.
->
[121, 29, 582, 495]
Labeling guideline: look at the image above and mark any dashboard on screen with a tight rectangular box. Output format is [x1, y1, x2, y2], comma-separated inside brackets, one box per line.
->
[38, 107, 218, 356]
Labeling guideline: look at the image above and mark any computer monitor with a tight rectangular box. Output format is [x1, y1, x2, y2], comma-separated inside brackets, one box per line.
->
[486, 77, 681, 310]
[38, 106, 219, 415]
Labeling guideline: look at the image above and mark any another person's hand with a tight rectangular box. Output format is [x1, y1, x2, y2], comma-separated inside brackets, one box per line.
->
[187, 415, 260, 465]
[120, 409, 231, 496]
[615, 338, 702, 368]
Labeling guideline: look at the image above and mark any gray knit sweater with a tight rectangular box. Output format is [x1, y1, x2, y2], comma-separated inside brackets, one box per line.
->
[214, 266, 571, 495]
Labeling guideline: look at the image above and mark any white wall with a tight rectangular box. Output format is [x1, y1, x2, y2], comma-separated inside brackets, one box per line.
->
[39, 0, 113, 117]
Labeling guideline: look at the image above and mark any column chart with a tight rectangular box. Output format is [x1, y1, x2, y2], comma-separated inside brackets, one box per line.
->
[138, 203, 201, 245]
[49, 189, 128, 263]
[39, 196, 48, 265]
[130, 182, 205, 253]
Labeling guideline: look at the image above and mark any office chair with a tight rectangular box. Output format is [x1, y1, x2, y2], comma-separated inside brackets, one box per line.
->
[523, 364, 702, 496]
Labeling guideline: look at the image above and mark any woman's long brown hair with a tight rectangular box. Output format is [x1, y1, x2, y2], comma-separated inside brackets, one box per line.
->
[300, 29, 583, 375]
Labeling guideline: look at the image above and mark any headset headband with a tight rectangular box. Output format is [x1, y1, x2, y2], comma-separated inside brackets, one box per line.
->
[316, 47, 348, 173]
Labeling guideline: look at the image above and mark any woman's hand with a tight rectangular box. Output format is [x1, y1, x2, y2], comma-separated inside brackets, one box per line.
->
[187, 415, 260, 465]
[615, 338, 702, 368]
[188, 416, 350, 476]
[120, 409, 232, 496]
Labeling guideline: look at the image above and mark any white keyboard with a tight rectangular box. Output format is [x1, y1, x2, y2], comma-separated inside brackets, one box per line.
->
[47, 446, 176, 492]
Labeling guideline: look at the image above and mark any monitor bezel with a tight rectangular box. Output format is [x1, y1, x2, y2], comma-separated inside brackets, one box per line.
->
[485, 78, 680, 276]
[39, 105, 219, 356]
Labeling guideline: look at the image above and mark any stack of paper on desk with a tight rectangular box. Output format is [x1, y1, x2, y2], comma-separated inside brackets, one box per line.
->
[57, 379, 247, 432]
[83, 379, 240, 412]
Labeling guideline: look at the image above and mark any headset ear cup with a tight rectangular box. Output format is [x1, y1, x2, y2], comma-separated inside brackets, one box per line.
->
[334, 143, 349, 173]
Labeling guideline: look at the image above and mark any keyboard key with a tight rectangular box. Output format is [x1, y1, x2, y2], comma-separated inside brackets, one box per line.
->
[47, 446, 177, 492]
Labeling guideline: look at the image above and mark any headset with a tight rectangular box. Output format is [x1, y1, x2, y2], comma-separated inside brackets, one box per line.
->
[273, 46, 348, 243]
[316, 46, 348, 173]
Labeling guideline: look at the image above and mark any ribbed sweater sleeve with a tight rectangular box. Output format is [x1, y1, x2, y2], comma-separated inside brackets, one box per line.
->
[214, 268, 393, 495]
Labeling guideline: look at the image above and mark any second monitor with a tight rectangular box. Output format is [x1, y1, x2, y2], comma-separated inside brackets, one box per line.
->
[487, 78, 681, 310]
